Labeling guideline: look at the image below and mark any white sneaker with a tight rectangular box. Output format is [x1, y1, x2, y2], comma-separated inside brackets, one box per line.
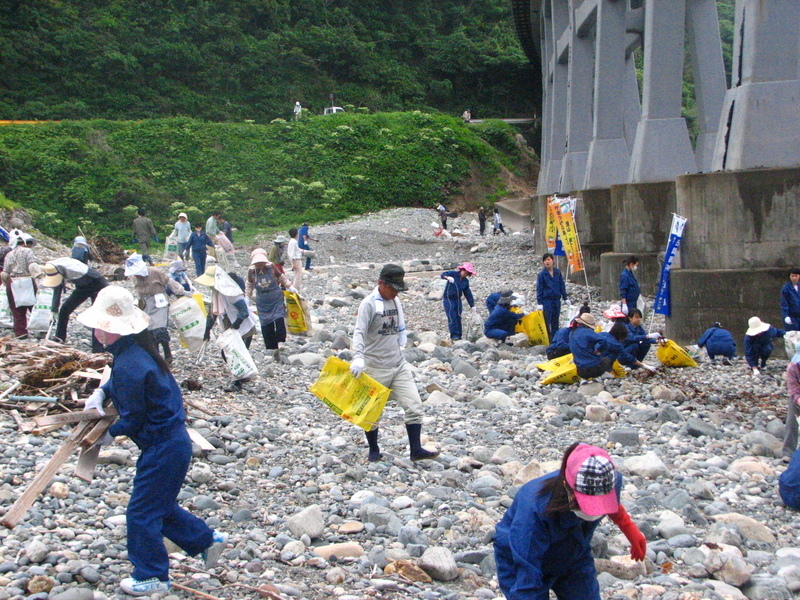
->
[752, 368, 760, 378]
[202, 530, 229, 568]
[120, 577, 170, 596]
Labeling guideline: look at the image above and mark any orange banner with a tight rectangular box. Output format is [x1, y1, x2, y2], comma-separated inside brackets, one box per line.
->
[546, 197, 559, 253]
[552, 198, 584, 272]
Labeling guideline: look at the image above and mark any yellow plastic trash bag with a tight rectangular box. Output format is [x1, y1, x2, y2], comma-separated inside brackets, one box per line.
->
[611, 360, 626, 378]
[310, 356, 391, 431]
[656, 339, 698, 368]
[536, 353, 574, 372]
[192, 292, 208, 317]
[541, 359, 580, 385]
[519, 310, 550, 346]
[284, 290, 310, 334]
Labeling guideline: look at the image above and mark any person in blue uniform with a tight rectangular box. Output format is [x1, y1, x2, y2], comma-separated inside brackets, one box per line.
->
[188, 224, 214, 277]
[494, 443, 646, 600]
[744, 316, 785, 377]
[78, 286, 227, 596]
[545, 302, 591, 360]
[780, 447, 800, 509]
[623, 308, 661, 362]
[536, 253, 568, 341]
[569, 314, 655, 379]
[619, 256, 640, 317]
[780, 269, 800, 331]
[697, 322, 736, 363]
[298, 223, 317, 270]
[484, 293, 524, 343]
[441, 263, 476, 340]
[486, 289, 513, 314]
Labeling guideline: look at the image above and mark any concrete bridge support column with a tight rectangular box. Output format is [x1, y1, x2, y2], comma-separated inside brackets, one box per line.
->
[712, 0, 800, 171]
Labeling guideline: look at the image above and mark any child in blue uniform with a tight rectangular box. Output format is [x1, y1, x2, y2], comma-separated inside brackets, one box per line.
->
[697, 322, 736, 363]
[546, 302, 591, 360]
[744, 316, 785, 377]
[780, 269, 800, 331]
[536, 253, 568, 341]
[619, 256, 640, 317]
[623, 309, 661, 362]
[569, 315, 656, 379]
[494, 443, 646, 600]
[441, 263, 476, 340]
[484, 293, 524, 342]
[78, 286, 227, 596]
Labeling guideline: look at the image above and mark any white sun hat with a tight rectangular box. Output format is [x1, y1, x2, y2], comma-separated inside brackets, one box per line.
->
[77, 286, 150, 335]
[124, 254, 149, 277]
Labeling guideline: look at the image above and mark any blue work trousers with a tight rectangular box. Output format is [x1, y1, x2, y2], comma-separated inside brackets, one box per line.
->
[542, 299, 561, 342]
[486, 328, 512, 342]
[192, 250, 207, 276]
[443, 296, 463, 340]
[128, 429, 213, 581]
[628, 341, 652, 362]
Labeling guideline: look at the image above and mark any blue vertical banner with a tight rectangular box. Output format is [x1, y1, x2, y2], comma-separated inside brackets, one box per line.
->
[653, 214, 688, 316]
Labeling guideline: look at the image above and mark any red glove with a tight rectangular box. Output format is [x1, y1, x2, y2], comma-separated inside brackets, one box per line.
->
[609, 505, 646, 561]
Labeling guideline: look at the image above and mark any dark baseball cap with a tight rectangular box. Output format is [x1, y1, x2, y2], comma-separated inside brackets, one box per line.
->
[379, 264, 406, 291]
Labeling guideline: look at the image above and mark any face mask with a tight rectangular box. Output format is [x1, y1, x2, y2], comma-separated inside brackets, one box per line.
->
[572, 509, 604, 522]
[95, 329, 121, 347]
[632, 265, 638, 271]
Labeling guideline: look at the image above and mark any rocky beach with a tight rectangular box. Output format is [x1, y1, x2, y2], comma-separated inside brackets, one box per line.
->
[0, 207, 798, 600]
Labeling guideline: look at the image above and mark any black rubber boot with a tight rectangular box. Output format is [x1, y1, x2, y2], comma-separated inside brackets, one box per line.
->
[406, 423, 439, 461]
[365, 428, 382, 462]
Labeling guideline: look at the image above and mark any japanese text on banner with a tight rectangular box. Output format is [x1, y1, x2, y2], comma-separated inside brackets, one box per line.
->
[553, 198, 584, 272]
[653, 215, 687, 317]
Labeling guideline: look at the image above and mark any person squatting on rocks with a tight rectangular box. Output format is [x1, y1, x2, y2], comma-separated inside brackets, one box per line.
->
[188, 223, 214, 277]
[245, 249, 296, 362]
[484, 292, 524, 343]
[485, 289, 513, 314]
[125, 255, 188, 364]
[350, 264, 440, 463]
[168, 259, 193, 293]
[132, 208, 158, 266]
[536, 252, 569, 341]
[44, 257, 109, 352]
[71, 236, 93, 264]
[287, 228, 305, 292]
[780, 268, 800, 331]
[697, 322, 736, 364]
[619, 256, 640, 317]
[78, 286, 227, 596]
[569, 314, 656, 379]
[1, 232, 39, 338]
[298, 222, 317, 271]
[546, 302, 591, 360]
[170, 212, 192, 261]
[196, 265, 258, 392]
[780, 444, 800, 510]
[623, 308, 661, 362]
[744, 316, 785, 377]
[782, 341, 800, 462]
[441, 262, 476, 341]
[494, 443, 646, 600]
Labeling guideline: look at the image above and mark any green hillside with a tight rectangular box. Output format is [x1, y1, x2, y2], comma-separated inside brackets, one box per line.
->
[0, 114, 530, 243]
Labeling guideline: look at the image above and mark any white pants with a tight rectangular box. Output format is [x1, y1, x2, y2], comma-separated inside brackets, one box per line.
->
[291, 259, 303, 292]
[364, 361, 424, 425]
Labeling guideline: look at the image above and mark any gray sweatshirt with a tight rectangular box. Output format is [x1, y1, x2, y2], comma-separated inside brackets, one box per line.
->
[352, 290, 404, 369]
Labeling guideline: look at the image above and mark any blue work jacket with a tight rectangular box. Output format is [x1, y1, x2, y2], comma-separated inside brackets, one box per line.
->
[494, 471, 622, 599]
[536, 268, 567, 304]
[697, 326, 736, 356]
[570, 327, 636, 370]
[623, 323, 649, 352]
[189, 230, 213, 252]
[486, 292, 502, 314]
[484, 304, 523, 336]
[780, 448, 800, 510]
[744, 327, 785, 366]
[441, 270, 475, 307]
[619, 268, 640, 305]
[781, 282, 800, 320]
[546, 326, 573, 355]
[102, 336, 186, 449]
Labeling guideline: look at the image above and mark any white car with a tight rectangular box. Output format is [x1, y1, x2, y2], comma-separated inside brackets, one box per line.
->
[323, 106, 345, 115]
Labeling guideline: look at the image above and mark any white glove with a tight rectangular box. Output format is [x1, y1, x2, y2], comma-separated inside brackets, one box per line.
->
[643, 364, 657, 373]
[566, 299, 572, 306]
[621, 303, 629, 315]
[350, 357, 365, 379]
[786, 316, 793, 325]
[646, 333, 661, 340]
[84, 388, 106, 416]
[445, 276, 455, 284]
[289, 286, 298, 294]
[536, 304, 543, 312]
[96, 431, 114, 447]
[471, 306, 477, 312]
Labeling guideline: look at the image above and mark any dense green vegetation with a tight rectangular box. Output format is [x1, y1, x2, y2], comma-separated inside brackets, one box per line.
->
[0, 114, 527, 243]
[0, 0, 534, 122]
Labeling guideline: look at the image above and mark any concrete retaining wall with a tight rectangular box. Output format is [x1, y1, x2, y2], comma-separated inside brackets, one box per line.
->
[610, 182, 676, 253]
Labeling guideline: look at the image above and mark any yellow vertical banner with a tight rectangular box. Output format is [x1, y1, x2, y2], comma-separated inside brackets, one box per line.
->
[553, 198, 584, 272]
[545, 196, 559, 253]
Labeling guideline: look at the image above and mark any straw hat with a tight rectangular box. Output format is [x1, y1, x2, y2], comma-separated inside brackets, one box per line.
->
[195, 264, 217, 287]
[77, 286, 149, 335]
[42, 263, 64, 287]
[457, 262, 476, 276]
[575, 313, 596, 328]
[746, 317, 770, 336]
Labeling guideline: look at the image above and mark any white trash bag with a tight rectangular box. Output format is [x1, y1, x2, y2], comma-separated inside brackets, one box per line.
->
[27, 287, 55, 332]
[215, 328, 258, 380]
[0, 289, 12, 328]
[164, 236, 179, 261]
[464, 311, 484, 342]
[169, 296, 206, 352]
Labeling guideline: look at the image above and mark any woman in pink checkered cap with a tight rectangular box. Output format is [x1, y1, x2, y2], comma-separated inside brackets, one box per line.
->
[493, 442, 647, 599]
